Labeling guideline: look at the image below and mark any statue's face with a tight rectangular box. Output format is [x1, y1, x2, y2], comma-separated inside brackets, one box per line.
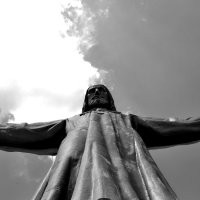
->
[87, 85, 110, 110]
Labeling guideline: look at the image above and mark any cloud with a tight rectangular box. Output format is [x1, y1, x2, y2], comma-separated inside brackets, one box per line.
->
[0, 109, 14, 123]
[0, 84, 22, 110]
[62, 0, 200, 117]
[0, 83, 23, 123]
[0, 0, 103, 123]
[61, 0, 96, 53]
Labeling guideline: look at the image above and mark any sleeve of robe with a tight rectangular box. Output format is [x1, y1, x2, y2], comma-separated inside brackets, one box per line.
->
[130, 114, 200, 149]
[0, 120, 66, 155]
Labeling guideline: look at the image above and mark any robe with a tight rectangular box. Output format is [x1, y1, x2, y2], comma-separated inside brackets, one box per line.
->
[1, 109, 200, 200]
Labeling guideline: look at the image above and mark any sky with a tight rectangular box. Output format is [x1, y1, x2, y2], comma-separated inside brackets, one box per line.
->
[0, 0, 200, 199]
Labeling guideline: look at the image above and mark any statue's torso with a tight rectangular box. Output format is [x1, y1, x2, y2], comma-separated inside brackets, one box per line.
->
[33, 111, 177, 200]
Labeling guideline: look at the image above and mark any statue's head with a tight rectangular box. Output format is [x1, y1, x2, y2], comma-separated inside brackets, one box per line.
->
[82, 84, 116, 113]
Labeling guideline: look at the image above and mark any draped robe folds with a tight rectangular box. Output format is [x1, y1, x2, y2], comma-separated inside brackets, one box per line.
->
[1, 110, 200, 200]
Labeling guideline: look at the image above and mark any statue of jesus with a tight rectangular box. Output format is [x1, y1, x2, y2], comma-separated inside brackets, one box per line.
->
[0, 84, 200, 200]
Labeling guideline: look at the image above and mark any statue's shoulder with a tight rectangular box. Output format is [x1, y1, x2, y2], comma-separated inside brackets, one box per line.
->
[68, 114, 82, 121]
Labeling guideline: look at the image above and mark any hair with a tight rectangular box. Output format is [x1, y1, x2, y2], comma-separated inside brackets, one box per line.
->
[82, 84, 117, 113]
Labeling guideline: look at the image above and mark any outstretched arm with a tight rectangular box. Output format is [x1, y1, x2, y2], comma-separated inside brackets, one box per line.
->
[130, 114, 200, 149]
[0, 120, 66, 155]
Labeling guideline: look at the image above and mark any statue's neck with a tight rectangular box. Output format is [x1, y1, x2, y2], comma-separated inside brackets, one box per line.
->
[90, 108, 108, 111]
[80, 108, 120, 116]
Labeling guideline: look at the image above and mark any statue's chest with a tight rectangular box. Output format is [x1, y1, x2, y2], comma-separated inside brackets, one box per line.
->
[61, 111, 137, 160]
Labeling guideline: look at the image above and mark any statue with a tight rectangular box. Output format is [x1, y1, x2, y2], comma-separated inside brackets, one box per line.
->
[0, 84, 200, 200]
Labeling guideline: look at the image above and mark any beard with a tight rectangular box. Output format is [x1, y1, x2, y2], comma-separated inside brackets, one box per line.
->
[88, 96, 109, 109]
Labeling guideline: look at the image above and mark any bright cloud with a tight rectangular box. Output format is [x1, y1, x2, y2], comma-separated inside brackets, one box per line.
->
[0, 0, 100, 123]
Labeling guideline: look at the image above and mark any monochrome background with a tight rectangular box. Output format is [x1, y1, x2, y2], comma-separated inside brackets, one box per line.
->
[0, 0, 200, 199]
